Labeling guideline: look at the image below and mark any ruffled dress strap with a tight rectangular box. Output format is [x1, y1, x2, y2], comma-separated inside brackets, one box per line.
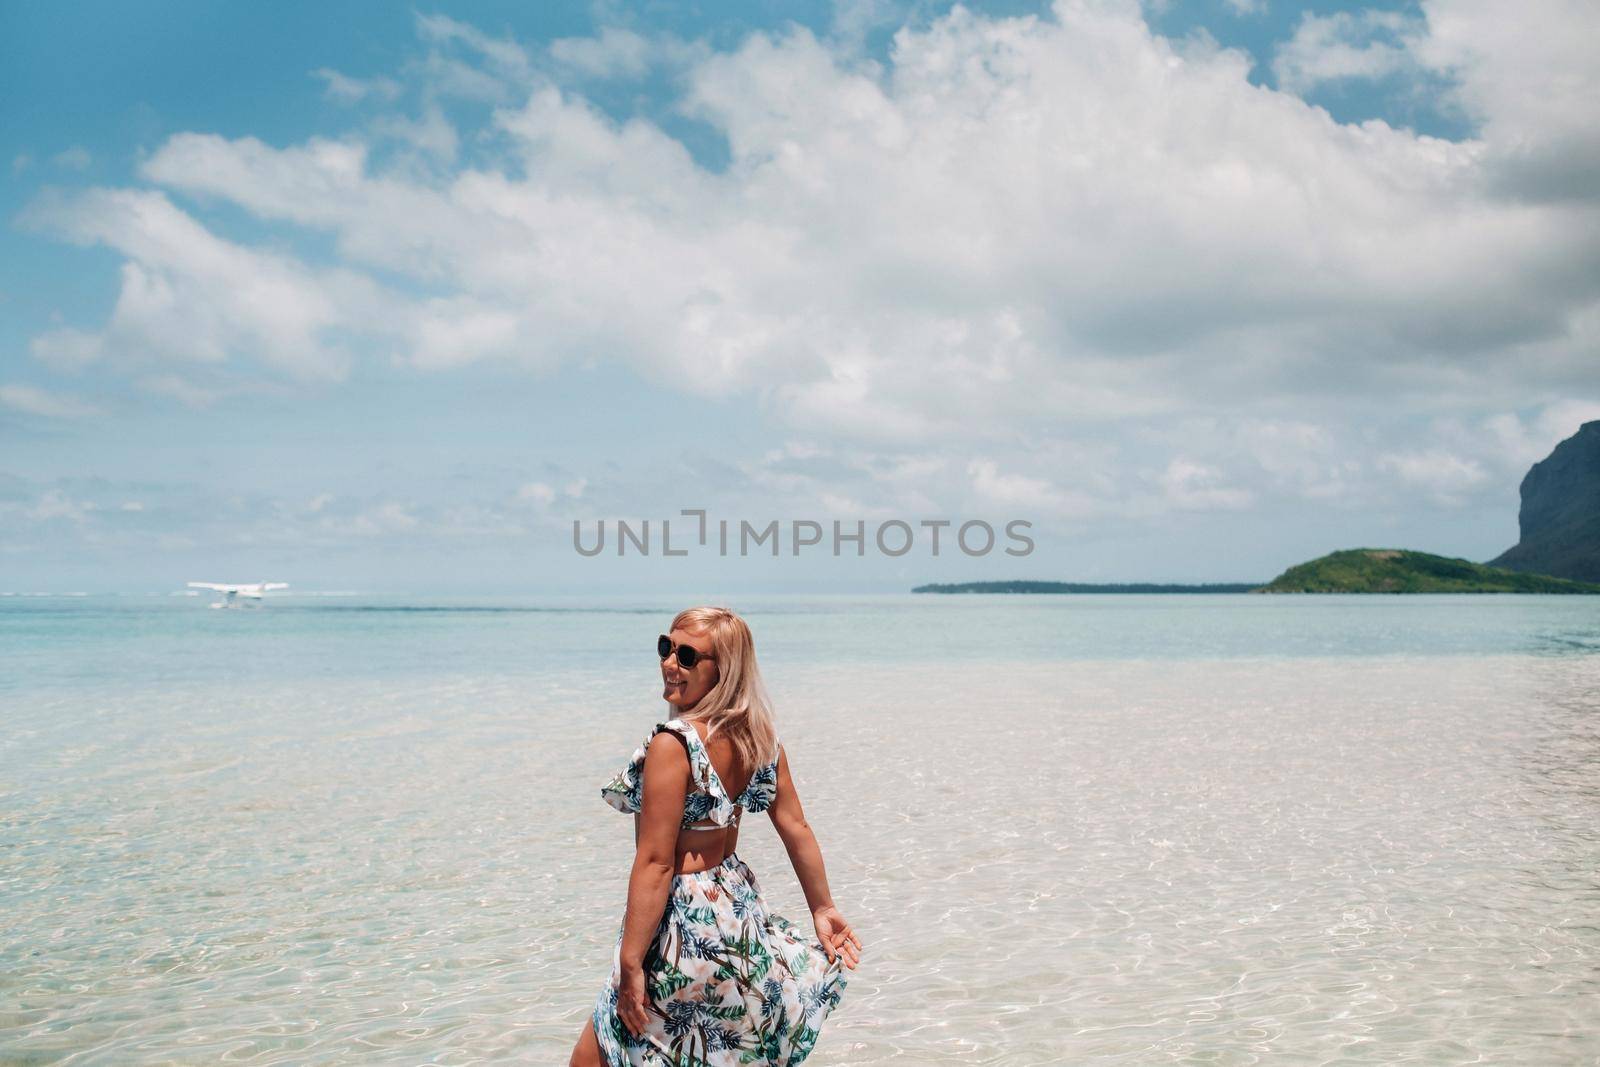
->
[735, 735, 781, 813]
[599, 719, 738, 829]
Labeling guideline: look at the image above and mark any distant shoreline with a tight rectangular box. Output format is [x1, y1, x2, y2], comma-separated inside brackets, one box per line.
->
[916, 547, 1600, 595]
[912, 580, 1262, 594]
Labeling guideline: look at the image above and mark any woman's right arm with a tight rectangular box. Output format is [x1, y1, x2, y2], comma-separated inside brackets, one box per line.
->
[769, 746, 833, 912]
[769, 745, 862, 970]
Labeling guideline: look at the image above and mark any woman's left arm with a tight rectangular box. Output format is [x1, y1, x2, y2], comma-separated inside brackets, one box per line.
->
[615, 732, 689, 1035]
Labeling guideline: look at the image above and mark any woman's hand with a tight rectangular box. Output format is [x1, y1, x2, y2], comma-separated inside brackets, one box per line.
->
[617, 961, 650, 1036]
[811, 905, 862, 970]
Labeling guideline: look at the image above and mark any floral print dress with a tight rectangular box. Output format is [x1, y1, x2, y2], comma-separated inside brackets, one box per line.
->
[594, 719, 848, 1065]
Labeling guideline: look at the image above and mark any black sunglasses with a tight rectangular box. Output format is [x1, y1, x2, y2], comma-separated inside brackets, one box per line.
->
[658, 634, 714, 669]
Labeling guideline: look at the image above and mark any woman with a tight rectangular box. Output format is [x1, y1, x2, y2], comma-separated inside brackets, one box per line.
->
[570, 606, 861, 1066]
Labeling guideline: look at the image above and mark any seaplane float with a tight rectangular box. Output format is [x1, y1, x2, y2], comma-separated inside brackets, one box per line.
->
[186, 581, 289, 608]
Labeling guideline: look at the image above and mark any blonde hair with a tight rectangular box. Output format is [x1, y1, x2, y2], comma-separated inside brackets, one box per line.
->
[669, 605, 780, 772]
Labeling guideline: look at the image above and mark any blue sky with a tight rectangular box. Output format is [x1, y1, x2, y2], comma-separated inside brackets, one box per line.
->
[3, 0, 1597, 593]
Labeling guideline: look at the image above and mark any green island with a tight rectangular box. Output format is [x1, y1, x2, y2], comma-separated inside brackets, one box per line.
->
[1255, 548, 1600, 594]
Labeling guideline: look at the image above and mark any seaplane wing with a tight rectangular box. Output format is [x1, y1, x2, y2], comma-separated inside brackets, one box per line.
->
[187, 581, 289, 606]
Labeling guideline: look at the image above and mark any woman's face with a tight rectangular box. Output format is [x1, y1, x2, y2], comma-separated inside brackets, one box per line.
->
[662, 627, 719, 710]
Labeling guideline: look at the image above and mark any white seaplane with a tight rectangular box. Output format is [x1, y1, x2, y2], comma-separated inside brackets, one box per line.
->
[187, 581, 289, 608]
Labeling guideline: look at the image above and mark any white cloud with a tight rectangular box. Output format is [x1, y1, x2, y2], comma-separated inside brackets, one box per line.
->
[24, 489, 93, 523]
[968, 458, 1054, 507]
[0, 384, 98, 418]
[52, 146, 92, 170]
[407, 298, 521, 369]
[327, 501, 419, 536]
[548, 28, 654, 79]
[516, 481, 556, 505]
[20, 187, 392, 381]
[828, 0, 911, 54]
[137, 134, 370, 225]
[312, 67, 403, 104]
[75, 2, 1584, 433]
[1376, 447, 1489, 505]
[414, 12, 536, 94]
[968, 457, 1114, 521]
[1273, 10, 1422, 94]
[372, 101, 459, 163]
[1230, 420, 1363, 502]
[1154, 457, 1255, 511]
[1273, 1, 1600, 203]
[29, 328, 104, 371]
[1480, 401, 1600, 471]
[551, 27, 710, 80]
[18, 0, 1600, 527]
[512, 477, 586, 513]
[1418, 0, 1600, 203]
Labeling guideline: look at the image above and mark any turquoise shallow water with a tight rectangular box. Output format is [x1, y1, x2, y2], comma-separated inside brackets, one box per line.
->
[3, 594, 1599, 1063]
[6, 592, 1600, 691]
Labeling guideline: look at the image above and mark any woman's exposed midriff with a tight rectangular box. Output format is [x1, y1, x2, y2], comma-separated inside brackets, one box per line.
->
[633, 813, 744, 874]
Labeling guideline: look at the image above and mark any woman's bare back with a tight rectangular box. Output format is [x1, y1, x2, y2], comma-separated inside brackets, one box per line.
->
[636, 718, 756, 874]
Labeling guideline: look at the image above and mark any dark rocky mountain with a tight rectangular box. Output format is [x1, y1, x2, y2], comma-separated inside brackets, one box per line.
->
[1490, 420, 1600, 582]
